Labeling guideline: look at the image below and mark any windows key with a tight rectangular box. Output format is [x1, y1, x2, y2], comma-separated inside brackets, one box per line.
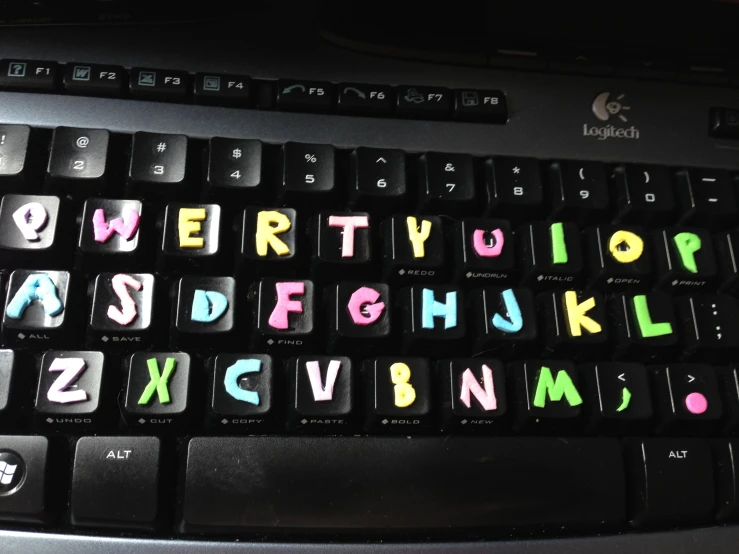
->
[454, 89, 508, 123]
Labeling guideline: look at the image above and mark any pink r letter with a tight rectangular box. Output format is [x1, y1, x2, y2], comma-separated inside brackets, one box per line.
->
[472, 229, 504, 257]
[347, 286, 385, 325]
[328, 215, 369, 258]
[268, 282, 305, 329]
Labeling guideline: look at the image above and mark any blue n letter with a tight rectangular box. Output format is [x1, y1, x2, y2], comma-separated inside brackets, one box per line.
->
[224, 359, 261, 405]
[421, 288, 457, 329]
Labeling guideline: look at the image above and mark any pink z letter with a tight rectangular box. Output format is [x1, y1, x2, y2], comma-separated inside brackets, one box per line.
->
[268, 282, 305, 329]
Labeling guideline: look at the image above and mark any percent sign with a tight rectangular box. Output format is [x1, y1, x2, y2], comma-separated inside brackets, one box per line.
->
[304, 154, 317, 163]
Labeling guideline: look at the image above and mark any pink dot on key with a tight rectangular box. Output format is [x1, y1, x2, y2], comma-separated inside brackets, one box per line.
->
[685, 392, 708, 415]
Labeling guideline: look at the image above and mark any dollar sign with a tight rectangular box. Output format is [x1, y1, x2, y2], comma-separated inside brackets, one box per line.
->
[232, 149, 242, 159]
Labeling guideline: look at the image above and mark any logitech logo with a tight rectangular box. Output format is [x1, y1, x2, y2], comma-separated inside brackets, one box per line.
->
[583, 92, 640, 140]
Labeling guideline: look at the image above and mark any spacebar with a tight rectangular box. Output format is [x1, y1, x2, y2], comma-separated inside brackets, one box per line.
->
[180, 437, 625, 533]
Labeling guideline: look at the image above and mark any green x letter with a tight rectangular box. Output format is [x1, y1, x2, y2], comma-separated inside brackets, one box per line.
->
[138, 357, 177, 405]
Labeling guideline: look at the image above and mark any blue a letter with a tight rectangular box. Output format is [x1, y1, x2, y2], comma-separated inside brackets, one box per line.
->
[6, 274, 63, 319]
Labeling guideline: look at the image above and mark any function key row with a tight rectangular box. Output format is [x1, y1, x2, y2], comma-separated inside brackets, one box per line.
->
[0, 59, 506, 122]
[1, 125, 738, 227]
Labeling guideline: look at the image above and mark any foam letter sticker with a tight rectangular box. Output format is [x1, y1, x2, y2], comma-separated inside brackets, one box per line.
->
[92, 208, 140, 243]
[255, 210, 291, 256]
[459, 365, 496, 411]
[328, 215, 369, 258]
[421, 288, 457, 329]
[674, 232, 701, 273]
[608, 230, 643, 264]
[107, 274, 142, 326]
[138, 357, 177, 405]
[563, 291, 602, 337]
[550, 222, 568, 264]
[390, 362, 416, 408]
[472, 228, 504, 257]
[6, 274, 63, 319]
[178, 208, 206, 248]
[224, 359, 261, 405]
[47, 357, 87, 404]
[632, 295, 673, 338]
[347, 286, 385, 325]
[12, 202, 48, 241]
[191, 289, 228, 323]
[268, 282, 304, 330]
[306, 359, 341, 402]
[491, 289, 523, 333]
[533, 366, 582, 408]
[406, 216, 432, 258]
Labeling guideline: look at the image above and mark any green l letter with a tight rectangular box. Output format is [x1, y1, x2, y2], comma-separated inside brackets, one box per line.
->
[633, 295, 673, 338]
[138, 357, 177, 405]
[532, 366, 582, 408]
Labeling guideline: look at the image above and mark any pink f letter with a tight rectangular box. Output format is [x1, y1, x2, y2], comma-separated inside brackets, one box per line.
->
[268, 282, 305, 329]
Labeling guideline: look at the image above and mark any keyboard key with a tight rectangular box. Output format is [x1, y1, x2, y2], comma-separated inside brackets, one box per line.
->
[714, 440, 739, 521]
[580, 362, 652, 434]
[454, 218, 516, 287]
[280, 142, 335, 205]
[612, 165, 675, 226]
[158, 202, 223, 274]
[326, 282, 392, 355]
[276, 80, 333, 113]
[611, 291, 678, 362]
[719, 365, 739, 434]
[87, 273, 158, 351]
[0, 124, 31, 191]
[0, 435, 50, 523]
[0, 351, 20, 429]
[170, 276, 237, 351]
[337, 83, 393, 115]
[438, 358, 507, 432]
[418, 152, 476, 215]
[453, 89, 507, 123]
[676, 294, 739, 361]
[550, 161, 609, 225]
[71, 436, 160, 530]
[126, 132, 188, 200]
[518, 221, 584, 289]
[348, 147, 406, 213]
[122, 352, 192, 432]
[206, 354, 276, 432]
[710, 107, 739, 140]
[181, 436, 625, 533]
[250, 279, 316, 353]
[206, 138, 262, 202]
[651, 364, 723, 434]
[194, 73, 250, 107]
[585, 225, 652, 291]
[510, 360, 583, 434]
[469, 287, 538, 360]
[381, 214, 446, 285]
[396, 85, 452, 119]
[2, 270, 76, 349]
[0, 194, 66, 269]
[45, 127, 110, 197]
[310, 211, 373, 281]
[399, 285, 465, 356]
[0, 59, 57, 91]
[363, 357, 432, 433]
[236, 207, 299, 277]
[75, 198, 146, 272]
[286, 356, 354, 433]
[63, 63, 124, 97]
[34, 350, 107, 432]
[539, 290, 608, 360]
[715, 230, 739, 294]
[676, 168, 737, 229]
[130, 68, 188, 101]
[626, 438, 713, 526]
[653, 227, 717, 292]
[485, 157, 545, 222]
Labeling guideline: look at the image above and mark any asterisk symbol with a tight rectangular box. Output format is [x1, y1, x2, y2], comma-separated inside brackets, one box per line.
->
[512, 166, 521, 174]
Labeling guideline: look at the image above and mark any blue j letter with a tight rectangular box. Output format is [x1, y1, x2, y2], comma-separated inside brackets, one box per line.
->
[491, 289, 523, 333]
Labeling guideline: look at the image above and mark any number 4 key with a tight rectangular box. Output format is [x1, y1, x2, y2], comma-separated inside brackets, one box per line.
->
[206, 137, 263, 203]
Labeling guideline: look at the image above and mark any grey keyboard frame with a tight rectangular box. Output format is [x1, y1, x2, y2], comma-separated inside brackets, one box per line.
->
[0, 11, 736, 552]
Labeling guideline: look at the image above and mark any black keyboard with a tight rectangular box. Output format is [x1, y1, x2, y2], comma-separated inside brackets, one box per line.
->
[2, 16, 739, 554]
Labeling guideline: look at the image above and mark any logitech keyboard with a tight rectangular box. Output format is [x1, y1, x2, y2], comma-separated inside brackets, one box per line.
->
[2, 17, 739, 553]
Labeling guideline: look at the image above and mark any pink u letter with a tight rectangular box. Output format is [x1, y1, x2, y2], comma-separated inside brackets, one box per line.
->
[472, 229, 504, 257]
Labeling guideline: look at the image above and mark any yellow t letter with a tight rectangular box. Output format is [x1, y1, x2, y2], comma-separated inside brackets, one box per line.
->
[406, 217, 431, 258]
[178, 208, 206, 248]
[256, 211, 291, 256]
